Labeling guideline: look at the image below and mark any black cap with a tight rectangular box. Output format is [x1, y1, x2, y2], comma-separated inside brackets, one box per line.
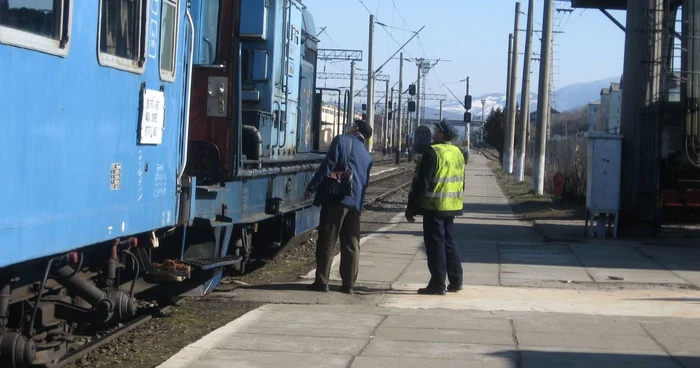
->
[354, 119, 373, 139]
[433, 120, 459, 140]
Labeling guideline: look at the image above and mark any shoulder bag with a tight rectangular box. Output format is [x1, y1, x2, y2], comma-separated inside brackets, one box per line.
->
[325, 136, 354, 199]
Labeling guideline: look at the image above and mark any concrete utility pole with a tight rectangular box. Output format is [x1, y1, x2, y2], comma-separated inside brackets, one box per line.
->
[367, 14, 375, 151]
[465, 77, 470, 148]
[389, 87, 394, 149]
[481, 99, 486, 121]
[439, 99, 444, 121]
[504, 33, 513, 164]
[505, 2, 521, 174]
[416, 59, 422, 129]
[421, 66, 427, 127]
[466, 77, 470, 97]
[349, 60, 355, 127]
[516, 0, 534, 182]
[384, 79, 389, 154]
[533, 0, 553, 195]
[396, 52, 403, 165]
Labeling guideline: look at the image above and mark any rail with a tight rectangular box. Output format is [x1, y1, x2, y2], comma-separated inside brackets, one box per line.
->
[55, 306, 171, 368]
[364, 181, 413, 204]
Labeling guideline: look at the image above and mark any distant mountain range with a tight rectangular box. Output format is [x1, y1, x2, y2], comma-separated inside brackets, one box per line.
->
[423, 76, 621, 121]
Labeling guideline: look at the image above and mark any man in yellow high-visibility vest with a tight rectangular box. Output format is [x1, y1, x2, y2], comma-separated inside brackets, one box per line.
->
[405, 120, 465, 295]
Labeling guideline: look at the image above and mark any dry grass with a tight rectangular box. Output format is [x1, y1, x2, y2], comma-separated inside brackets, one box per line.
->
[483, 149, 584, 221]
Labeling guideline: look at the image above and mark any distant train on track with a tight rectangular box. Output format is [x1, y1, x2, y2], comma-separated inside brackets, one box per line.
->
[412, 125, 433, 154]
[0, 0, 328, 366]
[412, 123, 470, 162]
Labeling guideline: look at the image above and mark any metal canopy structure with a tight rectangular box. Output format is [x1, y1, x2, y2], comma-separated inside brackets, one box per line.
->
[317, 72, 390, 82]
[318, 49, 363, 61]
[570, 0, 626, 10]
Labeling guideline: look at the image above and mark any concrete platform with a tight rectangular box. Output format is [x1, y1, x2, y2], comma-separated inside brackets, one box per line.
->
[159, 304, 700, 368]
[159, 154, 700, 368]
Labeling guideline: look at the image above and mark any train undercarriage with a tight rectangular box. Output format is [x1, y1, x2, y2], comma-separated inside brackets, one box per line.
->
[0, 198, 318, 367]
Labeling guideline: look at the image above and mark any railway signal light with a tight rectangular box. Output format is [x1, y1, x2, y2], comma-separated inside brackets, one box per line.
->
[362, 103, 367, 111]
[408, 84, 416, 95]
[408, 101, 416, 112]
[464, 112, 471, 122]
[464, 95, 472, 110]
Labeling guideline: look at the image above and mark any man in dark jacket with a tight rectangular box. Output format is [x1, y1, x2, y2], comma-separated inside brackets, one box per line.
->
[304, 120, 373, 294]
[405, 120, 465, 295]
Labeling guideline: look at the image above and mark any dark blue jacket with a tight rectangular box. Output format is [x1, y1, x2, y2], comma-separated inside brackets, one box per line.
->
[306, 133, 373, 212]
[406, 145, 464, 218]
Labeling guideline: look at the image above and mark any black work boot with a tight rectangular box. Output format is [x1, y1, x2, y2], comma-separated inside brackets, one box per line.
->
[339, 285, 354, 295]
[447, 284, 463, 292]
[417, 287, 446, 295]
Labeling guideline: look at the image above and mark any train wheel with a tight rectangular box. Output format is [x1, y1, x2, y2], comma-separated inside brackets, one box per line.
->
[168, 296, 186, 306]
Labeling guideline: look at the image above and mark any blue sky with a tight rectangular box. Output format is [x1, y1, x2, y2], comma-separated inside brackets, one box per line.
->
[303, 0, 626, 107]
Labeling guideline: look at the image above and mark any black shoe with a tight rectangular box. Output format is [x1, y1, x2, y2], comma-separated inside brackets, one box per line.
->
[339, 286, 354, 295]
[306, 283, 329, 292]
[447, 284, 463, 292]
[417, 287, 446, 295]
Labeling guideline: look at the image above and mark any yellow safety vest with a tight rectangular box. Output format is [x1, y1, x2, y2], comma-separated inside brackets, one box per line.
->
[419, 143, 465, 211]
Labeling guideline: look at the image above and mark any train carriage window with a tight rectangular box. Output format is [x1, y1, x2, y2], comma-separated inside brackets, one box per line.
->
[159, 0, 178, 81]
[98, 0, 147, 73]
[0, 0, 72, 56]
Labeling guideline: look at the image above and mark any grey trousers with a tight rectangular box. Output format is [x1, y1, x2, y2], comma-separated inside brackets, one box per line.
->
[314, 201, 361, 287]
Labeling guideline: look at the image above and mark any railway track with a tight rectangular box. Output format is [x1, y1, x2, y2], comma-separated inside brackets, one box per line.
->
[56, 305, 170, 368]
[479, 148, 500, 162]
[369, 167, 412, 184]
[364, 166, 414, 204]
[372, 155, 407, 166]
[364, 181, 413, 204]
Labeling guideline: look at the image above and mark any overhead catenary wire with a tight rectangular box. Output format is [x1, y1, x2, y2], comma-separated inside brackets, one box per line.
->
[331, 0, 446, 114]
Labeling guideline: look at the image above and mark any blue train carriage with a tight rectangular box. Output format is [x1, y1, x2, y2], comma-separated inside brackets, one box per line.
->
[0, 0, 193, 366]
[172, 0, 323, 296]
[449, 121, 470, 163]
[412, 122, 469, 163]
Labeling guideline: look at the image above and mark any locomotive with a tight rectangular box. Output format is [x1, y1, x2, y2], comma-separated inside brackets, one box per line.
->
[0, 0, 323, 366]
[412, 123, 469, 163]
[412, 125, 433, 154]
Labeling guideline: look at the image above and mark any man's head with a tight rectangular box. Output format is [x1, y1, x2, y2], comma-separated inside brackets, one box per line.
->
[347, 119, 373, 139]
[432, 119, 459, 143]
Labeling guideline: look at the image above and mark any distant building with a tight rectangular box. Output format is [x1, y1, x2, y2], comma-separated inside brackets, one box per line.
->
[320, 102, 362, 148]
[599, 88, 611, 132]
[596, 81, 622, 134]
[607, 83, 621, 133]
[421, 119, 468, 145]
[588, 99, 601, 132]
